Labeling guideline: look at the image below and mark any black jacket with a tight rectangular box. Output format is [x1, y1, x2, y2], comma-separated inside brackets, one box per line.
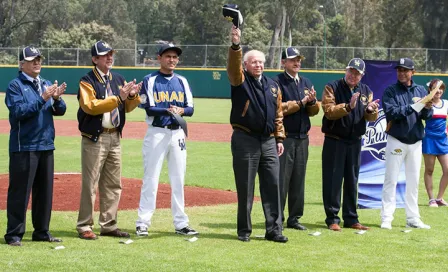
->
[321, 78, 378, 142]
[273, 72, 319, 138]
[77, 68, 140, 142]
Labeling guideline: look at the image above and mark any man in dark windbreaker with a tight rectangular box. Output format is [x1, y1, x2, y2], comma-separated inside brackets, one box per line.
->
[321, 58, 379, 232]
[4, 46, 66, 246]
[273, 47, 320, 231]
[380, 58, 433, 230]
[227, 25, 287, 243]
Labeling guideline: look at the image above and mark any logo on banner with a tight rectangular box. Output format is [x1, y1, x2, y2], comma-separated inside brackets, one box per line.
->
[362, 109, 388, 161]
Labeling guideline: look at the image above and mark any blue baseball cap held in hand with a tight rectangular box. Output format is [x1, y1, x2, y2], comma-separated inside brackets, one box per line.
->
[222, 4, 244, 28]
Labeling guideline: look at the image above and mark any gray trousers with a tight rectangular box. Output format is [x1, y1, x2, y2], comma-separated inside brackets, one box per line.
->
[231, 129, 282, 237]
[279, 137, 309, 226]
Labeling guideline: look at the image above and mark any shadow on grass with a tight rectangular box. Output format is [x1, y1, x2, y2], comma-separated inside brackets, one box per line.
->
[199, 222, 268, 229]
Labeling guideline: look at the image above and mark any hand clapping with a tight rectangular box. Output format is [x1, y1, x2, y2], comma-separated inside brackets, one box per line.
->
[367, 99, 380, 112]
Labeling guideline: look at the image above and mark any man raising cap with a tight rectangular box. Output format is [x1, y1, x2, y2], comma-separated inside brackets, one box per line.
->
[381, 57, 433, 230]
[272, 47, 320, 231]
[76, 40, 142, 240]
[4, 45, 67, 246]
[321, 57, 379, 232]
[227, 25, 288, 243]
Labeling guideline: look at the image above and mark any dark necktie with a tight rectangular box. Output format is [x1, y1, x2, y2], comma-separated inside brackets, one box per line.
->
[105, 75, 120, 127]
[33, 79, 42, 95]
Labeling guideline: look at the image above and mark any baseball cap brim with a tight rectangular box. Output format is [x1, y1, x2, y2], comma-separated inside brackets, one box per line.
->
[23, 55, 43, 61]
[346, 66, 364, 74]
[285, 55, 305, 60]
[394, 64, 414, 70]
[96, 49, 116, 56]
[159, 46, 182, 56]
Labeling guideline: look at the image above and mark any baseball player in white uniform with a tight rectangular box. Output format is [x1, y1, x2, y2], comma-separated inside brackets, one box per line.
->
[136, 44, 198, 236]
[381, 58, 433, 230]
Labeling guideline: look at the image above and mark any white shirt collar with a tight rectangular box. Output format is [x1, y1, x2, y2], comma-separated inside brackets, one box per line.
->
[285, 71, 299, 82]
[22, 72, 40, 83]
[96, 67, 110, 79]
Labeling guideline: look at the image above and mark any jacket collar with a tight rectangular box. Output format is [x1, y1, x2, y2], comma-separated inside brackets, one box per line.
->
[93, 67, 112, 83]
[397, 80, 417, 89]
[284, 71, 299, 82]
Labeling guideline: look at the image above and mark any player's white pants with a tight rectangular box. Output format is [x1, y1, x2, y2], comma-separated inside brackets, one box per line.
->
[136, 126, 189, 230]
[381, 135, 422, 223]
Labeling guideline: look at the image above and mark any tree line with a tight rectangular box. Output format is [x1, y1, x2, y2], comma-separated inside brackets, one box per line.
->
[0, 0, 446, 71]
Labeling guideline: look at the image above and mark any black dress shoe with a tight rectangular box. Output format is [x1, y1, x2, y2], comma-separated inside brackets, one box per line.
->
[287, 223, 307, 230]
[32, 236, 63, 243]
[237, 235, 250, 242]
[265, 234, 288, 243]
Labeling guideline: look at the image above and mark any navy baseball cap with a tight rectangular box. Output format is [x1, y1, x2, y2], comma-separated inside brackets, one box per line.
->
[158, 44, 182, 56]
[346, 58, 365, 75]
[395, 58, 415, 70]
[91, 41, 116, 57]
[281, 47, 305, 60]
[19, 46, 43, 61]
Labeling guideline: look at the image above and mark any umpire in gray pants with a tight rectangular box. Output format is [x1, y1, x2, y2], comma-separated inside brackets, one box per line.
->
[226, 26, 287, 243]
[273, 47, 320, 230]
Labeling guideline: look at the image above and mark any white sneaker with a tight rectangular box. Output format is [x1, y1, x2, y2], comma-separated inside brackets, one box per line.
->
[406, 220, 431, 229]
[136, 226, 149, 236]
[381, 221, 392, 229]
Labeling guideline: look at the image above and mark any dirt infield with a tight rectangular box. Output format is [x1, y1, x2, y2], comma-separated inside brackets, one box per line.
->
[0, 174, 250, 211]
[0, 120, 324, 145]
[0, 119, 320, 211]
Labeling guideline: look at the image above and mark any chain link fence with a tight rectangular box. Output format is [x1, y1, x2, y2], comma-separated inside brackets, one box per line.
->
[1, 45, 447, 73]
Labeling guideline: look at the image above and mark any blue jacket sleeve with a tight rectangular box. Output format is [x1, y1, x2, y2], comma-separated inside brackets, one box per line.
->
[382, 87, 414, 121]
[5, 80, 46, 121]
[420, 107, 433, 120]
[183, 107, 194, 117]
[52, 98, 67, 116]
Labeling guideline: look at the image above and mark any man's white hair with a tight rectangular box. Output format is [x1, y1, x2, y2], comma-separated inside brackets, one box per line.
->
[243, 50, 266, 63]
[18, 60, 24, 71]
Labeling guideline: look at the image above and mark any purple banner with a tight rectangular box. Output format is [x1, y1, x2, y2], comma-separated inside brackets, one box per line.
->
[358, 60, 406, 209]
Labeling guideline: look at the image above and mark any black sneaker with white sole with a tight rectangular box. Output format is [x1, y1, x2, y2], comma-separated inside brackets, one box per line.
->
[136, 226, 149, 236]
[175, 226, 199, 235]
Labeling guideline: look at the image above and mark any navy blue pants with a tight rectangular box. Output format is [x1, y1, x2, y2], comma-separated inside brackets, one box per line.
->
[4, 151, 54, 244]
[279, 137, 309, 226]
[322, 137, 360, 227]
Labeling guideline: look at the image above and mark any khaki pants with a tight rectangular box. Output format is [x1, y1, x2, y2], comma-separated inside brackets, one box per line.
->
[77, 132, 122, 233]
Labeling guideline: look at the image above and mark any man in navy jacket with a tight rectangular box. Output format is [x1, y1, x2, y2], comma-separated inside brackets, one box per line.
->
[381, 58, 433, 230]
[4, 46, 67, 246]
[321, 58, 379, 231]
[273, 47, 320, 231]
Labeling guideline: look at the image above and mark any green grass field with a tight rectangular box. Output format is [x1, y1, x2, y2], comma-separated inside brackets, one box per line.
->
[0, 93, 325, 126]
[0, 95, 447, 271]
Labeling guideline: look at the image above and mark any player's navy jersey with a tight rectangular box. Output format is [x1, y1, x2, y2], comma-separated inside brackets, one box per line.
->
[140, 71, 194, 126]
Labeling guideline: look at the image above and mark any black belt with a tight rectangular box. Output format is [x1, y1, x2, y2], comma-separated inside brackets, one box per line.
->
[153, 124, 180, 130]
